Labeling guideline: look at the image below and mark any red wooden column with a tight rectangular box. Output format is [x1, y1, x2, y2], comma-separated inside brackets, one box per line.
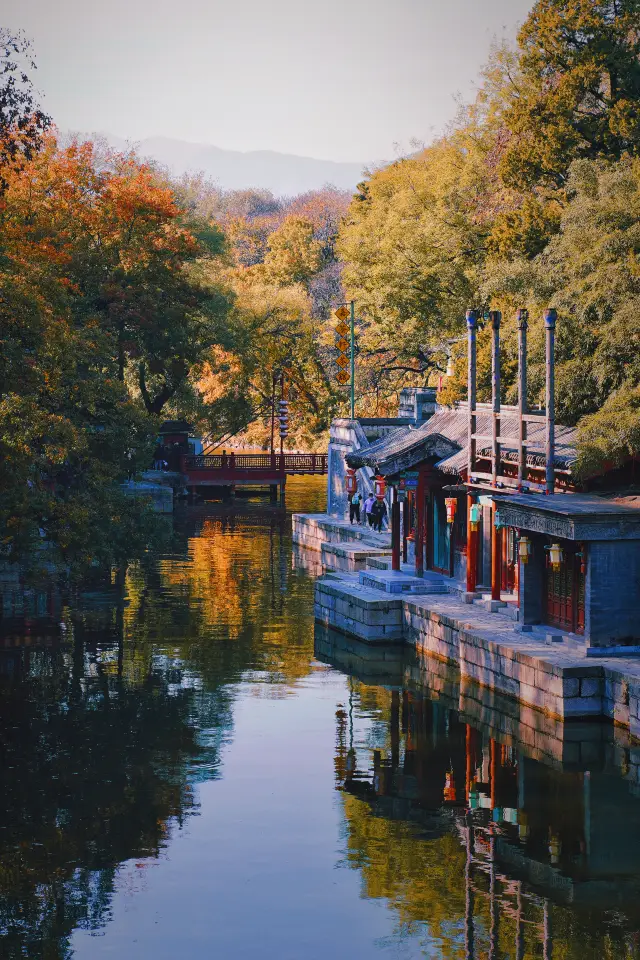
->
[491, 507, 502, 601]
[415, 470, 426, 576]
[466, 493, 478, 593]
[402, 497, 409, 563]
[391, 486, 401, 571]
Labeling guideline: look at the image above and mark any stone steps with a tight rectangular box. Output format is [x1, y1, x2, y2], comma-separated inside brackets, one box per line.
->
[358, 569, 448, 596]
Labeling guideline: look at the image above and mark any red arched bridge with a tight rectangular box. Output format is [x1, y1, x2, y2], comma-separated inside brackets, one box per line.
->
[180, 451, 327, 497]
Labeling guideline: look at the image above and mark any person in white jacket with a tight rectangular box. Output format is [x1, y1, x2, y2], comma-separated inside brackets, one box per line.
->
[364, 493, 375, 526]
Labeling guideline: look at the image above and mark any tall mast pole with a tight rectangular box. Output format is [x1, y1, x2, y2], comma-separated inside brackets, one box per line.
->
[350, 300, 355, 420]
[545, 309, 556, 495]
[517, 309, 528, 490]
[490, 310, 501, 487]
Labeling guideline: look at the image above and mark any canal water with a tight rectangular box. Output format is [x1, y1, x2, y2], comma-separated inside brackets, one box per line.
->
[1, 477, 640, 959]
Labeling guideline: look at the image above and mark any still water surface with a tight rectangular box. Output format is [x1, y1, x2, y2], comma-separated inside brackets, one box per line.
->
[1, 477, 640, 958]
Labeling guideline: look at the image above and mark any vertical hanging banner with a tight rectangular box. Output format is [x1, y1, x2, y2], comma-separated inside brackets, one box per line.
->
[334, 305, 350, 385]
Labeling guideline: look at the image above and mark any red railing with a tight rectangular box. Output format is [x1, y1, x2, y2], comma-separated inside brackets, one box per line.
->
[183, 453, 327, 475]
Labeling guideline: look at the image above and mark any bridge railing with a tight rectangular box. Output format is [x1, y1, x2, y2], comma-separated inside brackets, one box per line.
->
[183, 453, 327, 474]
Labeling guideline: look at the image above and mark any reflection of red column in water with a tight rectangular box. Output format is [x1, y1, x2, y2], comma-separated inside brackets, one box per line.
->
[490, 739, 499, 810]
[405, 692, 414, 752]
[466, 725, 477, 803]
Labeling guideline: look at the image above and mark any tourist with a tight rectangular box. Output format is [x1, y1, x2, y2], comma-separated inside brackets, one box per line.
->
[372, 496, 387, 532]
[349, 490, 361, 524]
[153, 443, 165, 471]
[364, 493, 375, 526]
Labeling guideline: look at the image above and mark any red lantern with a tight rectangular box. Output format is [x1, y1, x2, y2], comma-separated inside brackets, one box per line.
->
[345, 468, 357, 495]
[445, 497, 457, 524]
[374, 475, 386, 501]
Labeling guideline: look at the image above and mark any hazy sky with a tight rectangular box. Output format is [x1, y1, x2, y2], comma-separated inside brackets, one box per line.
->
[6, 0, 534, 163]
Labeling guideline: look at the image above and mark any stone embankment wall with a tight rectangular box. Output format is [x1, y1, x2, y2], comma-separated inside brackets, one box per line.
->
[314, 571, 640, 739]
[292, 514, 392, 573]
[404, 599, 640, 737]
[316, 619, 640, 791]
[314, 580, 404, 643]
[403, 599, 605, 721]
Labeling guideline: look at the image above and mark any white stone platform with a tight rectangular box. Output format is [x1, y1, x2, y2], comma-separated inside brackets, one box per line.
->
[293, 513, 392, 573]
[358, 569, 448, 595]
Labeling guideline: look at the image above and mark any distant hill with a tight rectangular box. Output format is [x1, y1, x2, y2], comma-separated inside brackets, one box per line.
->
[65, 132, 365, 196]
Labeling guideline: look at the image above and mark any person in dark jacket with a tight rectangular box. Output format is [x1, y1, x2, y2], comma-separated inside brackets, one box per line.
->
[371, 497, 387, 532]
[349, 491, 361, 524]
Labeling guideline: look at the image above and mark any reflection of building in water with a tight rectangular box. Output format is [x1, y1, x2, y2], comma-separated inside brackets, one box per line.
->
[333, 676, 640, 959]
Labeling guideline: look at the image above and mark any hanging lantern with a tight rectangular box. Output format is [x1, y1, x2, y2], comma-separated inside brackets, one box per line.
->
[374, 475, 386, 501]
[446, 355, 455, 378]
[469, 503, 482, 531]
[549, 542, 564, 572]
[445, 497, 458, 524]
[518, 536, 532, 564]
[278, 397, 289, 438]
[345, 468, 357, 495]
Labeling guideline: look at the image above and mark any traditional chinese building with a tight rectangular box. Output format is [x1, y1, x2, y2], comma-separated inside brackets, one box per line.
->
[345, 310, 640, 648]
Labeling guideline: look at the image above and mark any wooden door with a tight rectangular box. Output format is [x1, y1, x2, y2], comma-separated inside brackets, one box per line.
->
[545, 544, 585, 635]
[430, 492, 451, 574]
[501, 527, 517, 593]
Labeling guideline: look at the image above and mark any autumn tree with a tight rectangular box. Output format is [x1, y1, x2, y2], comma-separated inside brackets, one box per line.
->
[199, 272, 335, 448]
[0, 132, 233, 569]
[263, 215, 322, 288]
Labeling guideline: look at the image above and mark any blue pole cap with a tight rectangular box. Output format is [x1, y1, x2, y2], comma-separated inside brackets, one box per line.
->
[544, 308, 557, 329]
[466, 309, 477, 329]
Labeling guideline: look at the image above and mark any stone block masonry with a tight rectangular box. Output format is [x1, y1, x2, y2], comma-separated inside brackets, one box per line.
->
[314, 579, 404, 644]
[313, 572, 640, 738]
[293, 514, 392, 573]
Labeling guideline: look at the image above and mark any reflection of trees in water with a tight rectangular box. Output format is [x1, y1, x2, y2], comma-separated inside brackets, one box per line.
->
[0, 632, 223, 958]
[0, 504, 320, 956]
[122, 511, 316, 692]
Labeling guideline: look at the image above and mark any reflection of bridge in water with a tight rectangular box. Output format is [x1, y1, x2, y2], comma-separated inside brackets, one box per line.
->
[317, 624, 640, 960]
[181, 452, 327, 501]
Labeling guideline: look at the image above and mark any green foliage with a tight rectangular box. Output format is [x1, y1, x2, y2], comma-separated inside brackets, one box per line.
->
[575, 386, 640, 477]
[500, 0, 640, 190]
[335, 0, 640, 466]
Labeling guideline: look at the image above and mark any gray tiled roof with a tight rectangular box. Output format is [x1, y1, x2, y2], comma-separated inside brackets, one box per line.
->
[348, 426, 413, 467]
[347, 405, 578, 476]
